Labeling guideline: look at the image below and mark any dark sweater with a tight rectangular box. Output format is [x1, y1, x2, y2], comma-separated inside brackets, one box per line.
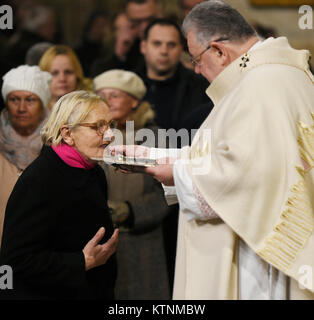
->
[0, 146, 117, 300]
[136, 63, 212, 132]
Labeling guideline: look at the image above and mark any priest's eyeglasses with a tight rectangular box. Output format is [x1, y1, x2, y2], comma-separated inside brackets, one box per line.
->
[190, 37, 229, 66]
[78, 119, 115, 136]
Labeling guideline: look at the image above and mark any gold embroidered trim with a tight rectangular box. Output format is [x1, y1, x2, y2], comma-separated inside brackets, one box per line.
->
[257, 117, 314, 272]
[239, 53, 250, 71]
[296, 119, 314, 172]
[191, 135, 209, 158]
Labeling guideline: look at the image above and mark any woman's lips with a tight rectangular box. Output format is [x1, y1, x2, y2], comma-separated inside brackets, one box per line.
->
[57, 86, 69, 91]
[109, 107, 120, 112]
[15, 116, 29, 120]
[100, 142, 111, 148]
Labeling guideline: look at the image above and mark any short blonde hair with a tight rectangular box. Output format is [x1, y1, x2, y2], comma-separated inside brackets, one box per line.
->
[39, 45, 92, 91]
[41, 90, 107, 146]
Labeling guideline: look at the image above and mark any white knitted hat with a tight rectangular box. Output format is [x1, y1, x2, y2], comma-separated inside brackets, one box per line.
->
[93, 69, 147, 100]
[2, 65, 52, 108]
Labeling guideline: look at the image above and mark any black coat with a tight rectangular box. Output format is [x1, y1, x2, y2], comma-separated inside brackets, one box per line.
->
[0, 146, 117, 300]
[136, 63, 213, 135]
[75, 39, 105, 77]
[89, 39, 145, 78]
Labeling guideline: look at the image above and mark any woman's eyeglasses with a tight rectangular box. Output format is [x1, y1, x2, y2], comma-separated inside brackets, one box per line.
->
[77, 119, 115, 136]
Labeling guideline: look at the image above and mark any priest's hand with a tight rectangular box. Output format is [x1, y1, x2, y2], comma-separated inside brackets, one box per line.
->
[144, 157, 176, 186]
[83, 227, 119, 271]
[108, 146, 176, 185]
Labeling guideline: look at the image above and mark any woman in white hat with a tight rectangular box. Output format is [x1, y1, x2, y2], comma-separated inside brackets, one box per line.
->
[94, 69, 149, 130]
[0, 65, 52, 170]
[93, 69, 170, 299]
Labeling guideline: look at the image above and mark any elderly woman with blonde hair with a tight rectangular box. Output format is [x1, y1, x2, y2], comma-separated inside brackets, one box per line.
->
[0, 91, 118, 300]
[39, 45, 92, 110]
[94, 69, 170, 299]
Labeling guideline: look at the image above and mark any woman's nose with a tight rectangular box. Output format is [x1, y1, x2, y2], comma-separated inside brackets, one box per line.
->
[18, 100, 27, 112]
[103, 128, 115, 143]
[57, 72, 66, 82]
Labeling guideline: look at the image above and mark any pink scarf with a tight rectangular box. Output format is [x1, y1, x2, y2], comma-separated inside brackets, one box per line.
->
[52, 143, 96, 170]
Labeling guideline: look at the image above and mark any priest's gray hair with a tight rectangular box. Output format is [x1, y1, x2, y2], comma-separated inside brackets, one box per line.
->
[182, 0, 256, 45]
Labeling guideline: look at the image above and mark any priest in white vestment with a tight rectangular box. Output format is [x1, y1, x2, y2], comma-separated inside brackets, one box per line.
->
[108, 0, 314, 299]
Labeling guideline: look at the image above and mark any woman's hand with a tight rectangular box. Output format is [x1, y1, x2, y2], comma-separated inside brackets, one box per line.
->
[83, 227, 119, 271]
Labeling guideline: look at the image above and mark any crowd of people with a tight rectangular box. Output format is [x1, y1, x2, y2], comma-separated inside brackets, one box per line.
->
[0, 0, 313, 301]
[0, 0, 209, 300]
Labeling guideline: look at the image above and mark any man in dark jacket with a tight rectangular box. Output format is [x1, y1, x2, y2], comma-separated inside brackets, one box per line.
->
[137, 18, 214, 294]
[137, 18, 213, 142]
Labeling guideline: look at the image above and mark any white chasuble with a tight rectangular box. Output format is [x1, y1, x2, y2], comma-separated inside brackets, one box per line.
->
[169, 37, 314, 299]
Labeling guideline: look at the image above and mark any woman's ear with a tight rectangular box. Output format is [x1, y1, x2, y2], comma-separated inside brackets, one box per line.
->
[131, 98, 139, 109]
[60, 125, 74, 146]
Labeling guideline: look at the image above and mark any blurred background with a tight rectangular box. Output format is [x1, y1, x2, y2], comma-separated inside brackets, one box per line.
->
[0, 0, 313, 300]
[0, 0, 313, 69]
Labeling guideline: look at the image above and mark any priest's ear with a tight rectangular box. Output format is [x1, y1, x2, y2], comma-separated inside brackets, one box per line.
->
[60, 125, 74, 146]
[210, 41, 230, 67]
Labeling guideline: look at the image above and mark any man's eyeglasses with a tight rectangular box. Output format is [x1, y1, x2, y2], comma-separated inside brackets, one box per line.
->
[190, 38, 229, 66]
[77, 119, 115, 136]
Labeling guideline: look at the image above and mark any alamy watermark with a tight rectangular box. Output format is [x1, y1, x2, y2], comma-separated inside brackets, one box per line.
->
[107, 122, 213, 176]
[1, 4, 313, 31]
[0, 265, 13, 289]
[0, 5, 13, 30]
[298, 265, 313, 291]
[299, 5, 313, 29]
